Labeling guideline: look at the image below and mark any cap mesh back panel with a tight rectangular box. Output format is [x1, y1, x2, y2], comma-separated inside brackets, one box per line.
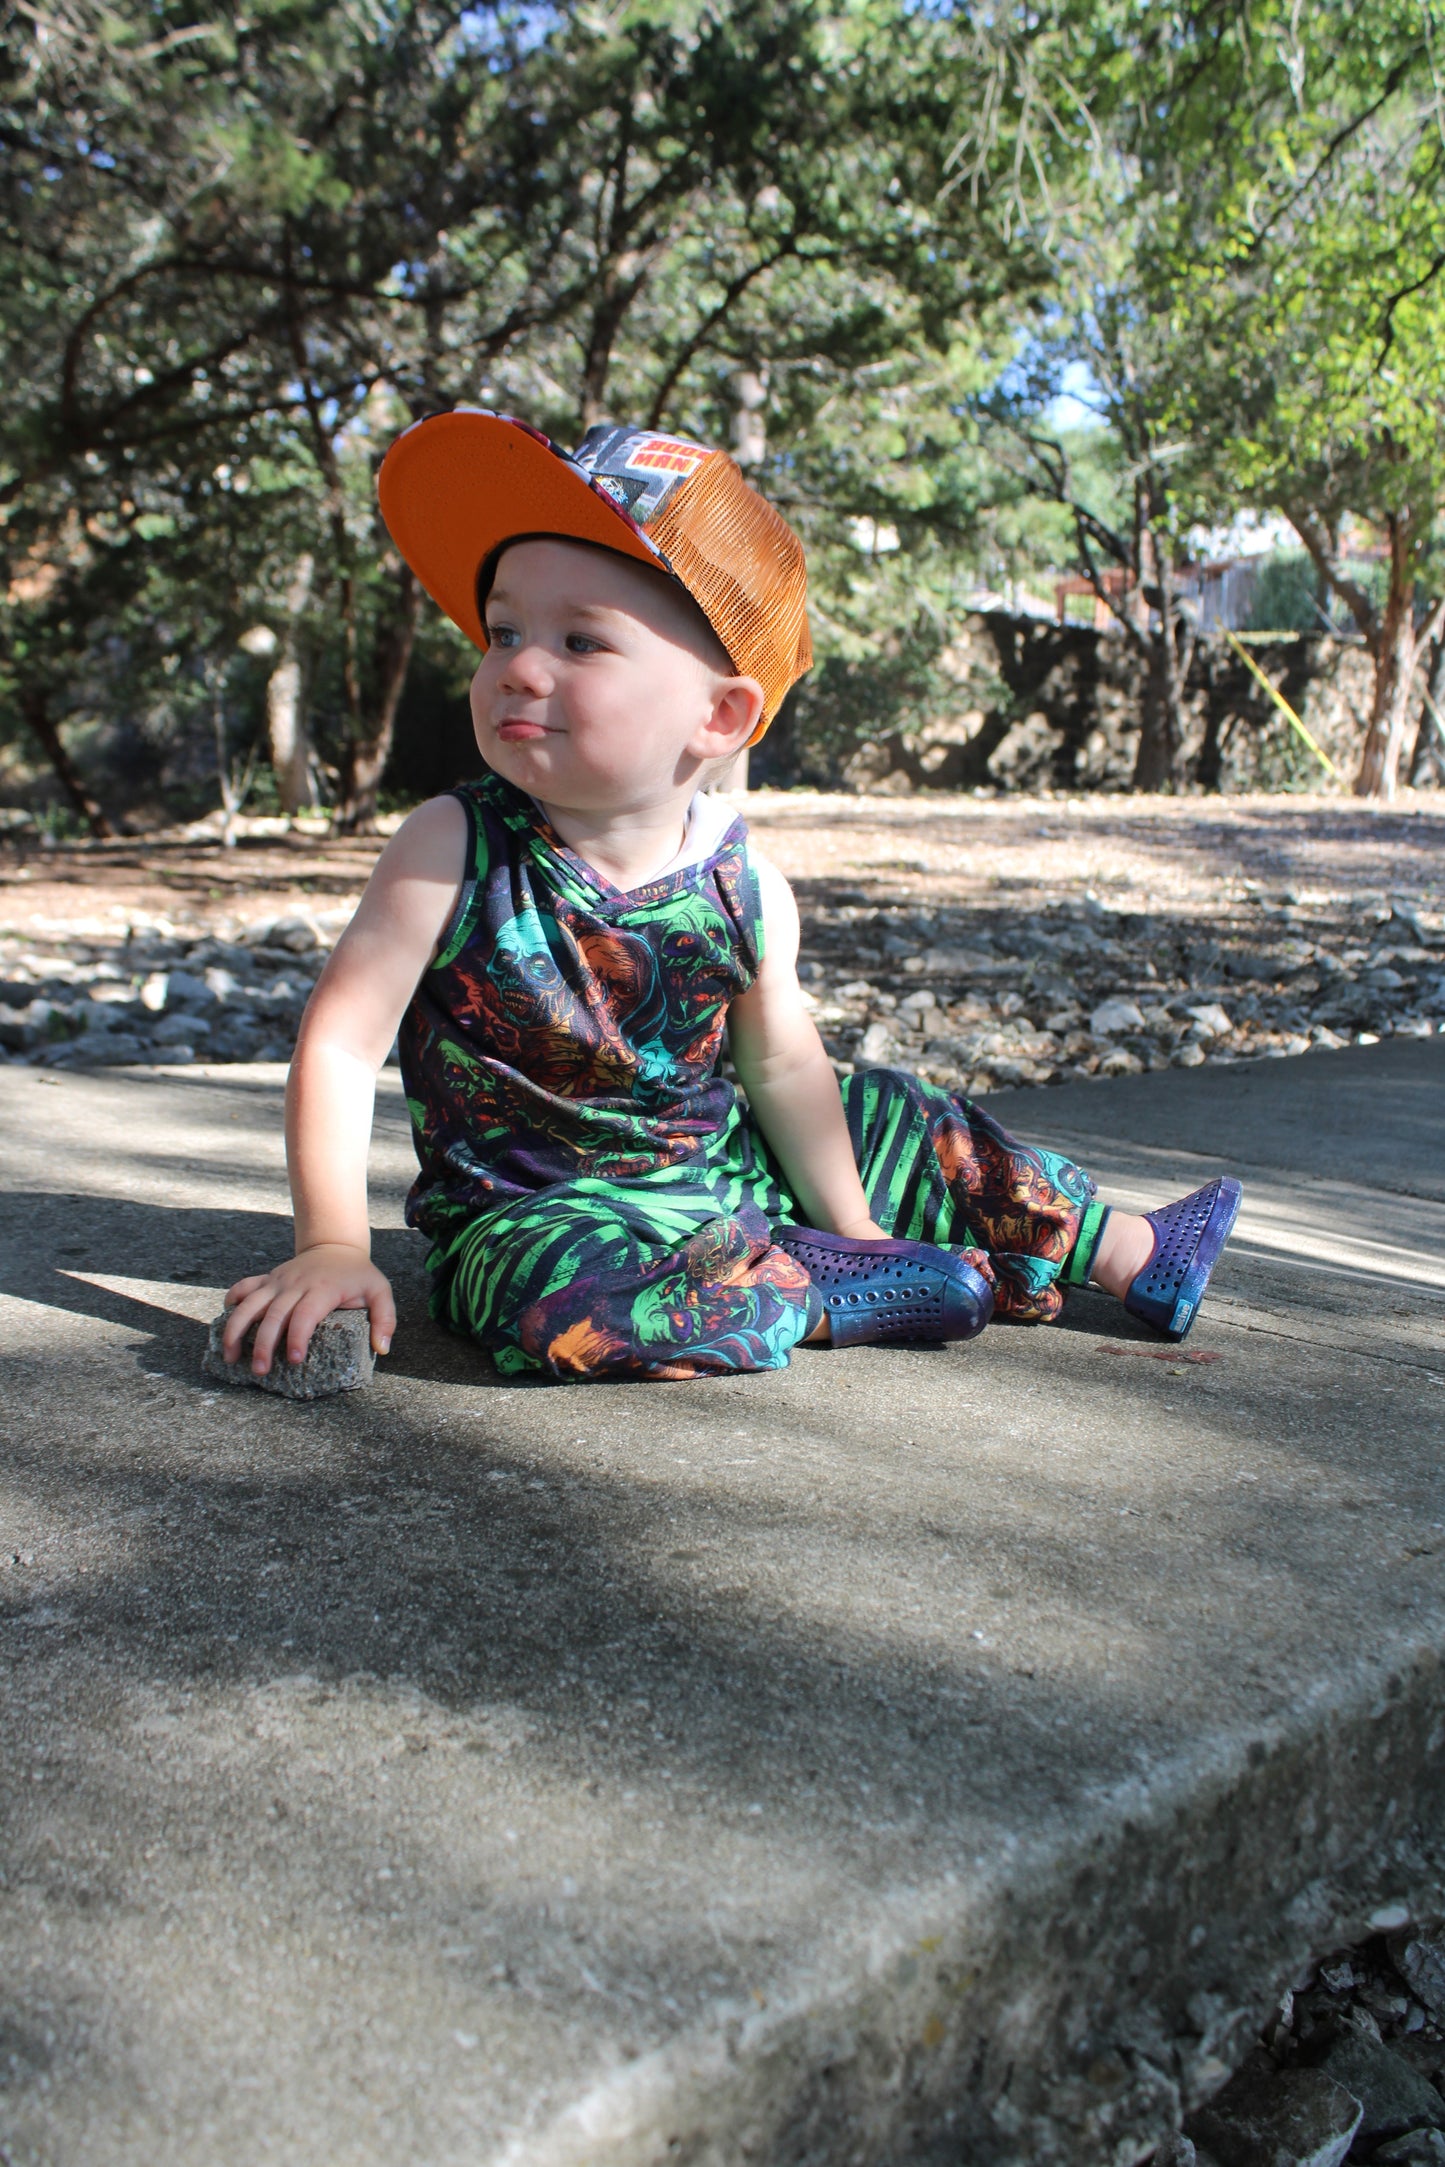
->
[650, 453, 811, 730]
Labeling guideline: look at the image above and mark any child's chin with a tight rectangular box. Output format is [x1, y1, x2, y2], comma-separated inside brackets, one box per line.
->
[484, 737, 550, 779]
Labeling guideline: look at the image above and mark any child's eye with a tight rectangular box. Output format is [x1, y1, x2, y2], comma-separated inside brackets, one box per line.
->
[565, 633, 604, 655]
[487, 622, 519, 648]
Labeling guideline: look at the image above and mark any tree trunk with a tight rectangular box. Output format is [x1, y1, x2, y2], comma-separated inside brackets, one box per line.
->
[1407, 635, 1445, 784]
[1132, 614, 1186, 790]
[1355, 595, 1417, 800]
[1282, 503, 1394, 794]
[265, 657, 314, 814]
[20, 685, 112, 839]
[1133, 649, 1177, 790]
[265, 554, 317, 815]
[1132, 533, 1191, 792]
[732, 369, 768, 468]
[334, 566, 423, 832]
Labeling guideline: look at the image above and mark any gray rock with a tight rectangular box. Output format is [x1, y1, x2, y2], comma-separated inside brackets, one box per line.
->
[187, 939, 253, 973]
[1389, 902, 1435, 944]
[269, 916, 320, 953]
[149, 1011, 207, 1044]
[203, 1308, 374, 1399]
[0, 999, 45, 1051]
[921, 945, 1009, 977]
[1390, 1934, 1445, 2026]
[65, 1033, 147, 1066]
[1376, 2133, 1445, 2164]
[1154, 2136, 1197, 2166]
[1306, 2025, 1445, 2144]
[1187, 2060, 1362, 2167]
[1224, 949, 1285, 982]
[1316, 990, 1376, 1027]
[81, 996, 138, 1030]
[1090, 995, 1147, 1035]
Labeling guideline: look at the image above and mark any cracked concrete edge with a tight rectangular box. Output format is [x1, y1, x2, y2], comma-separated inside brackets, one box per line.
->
[496, 1636, 1445, 2167]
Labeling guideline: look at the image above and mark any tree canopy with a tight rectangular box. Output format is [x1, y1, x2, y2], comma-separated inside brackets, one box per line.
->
[3, 0, 1442, 820]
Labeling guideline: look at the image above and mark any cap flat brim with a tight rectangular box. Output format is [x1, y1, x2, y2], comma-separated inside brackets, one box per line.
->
[377, 411, 662, 651]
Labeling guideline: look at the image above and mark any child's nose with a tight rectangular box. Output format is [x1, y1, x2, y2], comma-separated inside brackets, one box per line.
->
[499, 641, 553, 694]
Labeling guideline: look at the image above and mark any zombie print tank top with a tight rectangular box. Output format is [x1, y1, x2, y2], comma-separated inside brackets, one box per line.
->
[399, 772, 765, 1241]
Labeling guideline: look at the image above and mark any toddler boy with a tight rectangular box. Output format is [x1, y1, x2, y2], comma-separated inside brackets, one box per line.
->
[223, 413, 1240, 1382]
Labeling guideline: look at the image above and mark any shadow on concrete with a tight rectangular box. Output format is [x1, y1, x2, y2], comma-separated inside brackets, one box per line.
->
[6, 1248, 1439, 2163]
[0, 1194, 498, 1390]
[2, 1197, 1432, 1828]
[4, 1050, 1445, 2162]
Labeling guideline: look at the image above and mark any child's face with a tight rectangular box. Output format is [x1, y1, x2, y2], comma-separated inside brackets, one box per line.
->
[470, 538, 759, 812]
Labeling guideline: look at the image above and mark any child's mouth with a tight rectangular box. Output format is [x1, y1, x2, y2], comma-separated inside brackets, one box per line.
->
[496, 719, 550, 741]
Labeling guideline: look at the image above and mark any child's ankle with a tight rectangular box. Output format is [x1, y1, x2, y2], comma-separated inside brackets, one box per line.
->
[1090, 1211, 1155, 1298]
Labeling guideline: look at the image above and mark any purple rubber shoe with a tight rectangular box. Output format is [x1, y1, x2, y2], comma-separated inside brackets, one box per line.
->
[772, 1227, 993, 1347]
[1124, 1177, 1242, 1342]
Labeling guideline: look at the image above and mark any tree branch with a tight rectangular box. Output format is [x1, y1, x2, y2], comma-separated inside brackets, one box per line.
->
[645, 241, 798, 428]
[1284, 500, 1379, 643]
[1379, 246, 1445, 357]
[1246, 48, 1423, 250]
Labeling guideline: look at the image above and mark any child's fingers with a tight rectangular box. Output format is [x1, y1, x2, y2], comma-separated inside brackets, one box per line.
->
[368, 1279, 397, 1356]
[247, 1290, 302, 1376]
[220, 1263, 389, 1370]
[282, 1290, 337, 1368]
[224, 1271, 270, 1310]
[220, 1282, 279, 1361]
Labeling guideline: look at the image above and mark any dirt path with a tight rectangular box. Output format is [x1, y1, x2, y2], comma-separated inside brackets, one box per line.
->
[2, 792, 1440, 939]
[2, 792, 1441, 1092]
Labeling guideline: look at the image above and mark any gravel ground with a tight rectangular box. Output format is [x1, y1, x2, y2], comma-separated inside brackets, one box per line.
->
[1, 792, 1441, 1083]
[1158, 1923, 1445, 2166]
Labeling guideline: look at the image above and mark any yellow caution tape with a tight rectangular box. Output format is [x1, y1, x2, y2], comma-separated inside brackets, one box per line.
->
[1221, 628, 1342, 780]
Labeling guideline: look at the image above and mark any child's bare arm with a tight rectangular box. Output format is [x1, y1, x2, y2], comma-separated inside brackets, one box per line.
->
[222, 795, 467, 1375]
[728, 854, 883, 1238]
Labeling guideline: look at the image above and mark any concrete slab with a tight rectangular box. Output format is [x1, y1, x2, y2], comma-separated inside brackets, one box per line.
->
[1, 1045, 1443, 2167]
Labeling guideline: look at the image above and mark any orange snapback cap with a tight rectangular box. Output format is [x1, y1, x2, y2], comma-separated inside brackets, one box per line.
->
[377, 409, 812, 739]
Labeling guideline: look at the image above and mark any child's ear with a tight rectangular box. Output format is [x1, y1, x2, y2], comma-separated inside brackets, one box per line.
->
[697, 677, 764, 759]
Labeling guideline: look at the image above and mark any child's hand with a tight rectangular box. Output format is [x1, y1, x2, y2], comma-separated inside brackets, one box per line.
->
[221, 1245, 396, 1377]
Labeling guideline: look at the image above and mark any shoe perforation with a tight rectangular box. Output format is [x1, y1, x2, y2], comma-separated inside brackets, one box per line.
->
[1124, 1178, 1239, 1343]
